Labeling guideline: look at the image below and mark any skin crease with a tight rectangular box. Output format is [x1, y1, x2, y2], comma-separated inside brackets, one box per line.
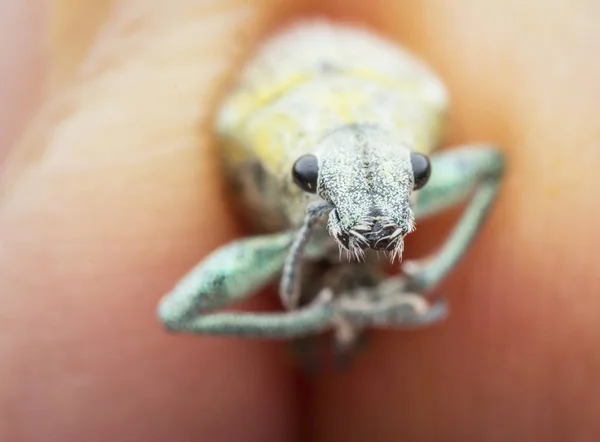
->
[1, 1, 600, 442]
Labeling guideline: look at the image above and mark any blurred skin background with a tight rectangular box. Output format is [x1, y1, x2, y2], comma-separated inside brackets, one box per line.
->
[1, 1, 600, 441]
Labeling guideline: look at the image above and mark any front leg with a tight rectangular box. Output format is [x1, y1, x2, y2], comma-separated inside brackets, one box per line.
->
[403, 144, 505, 292]
[279, 202, 333, 309]
[158, 231, 334, 339]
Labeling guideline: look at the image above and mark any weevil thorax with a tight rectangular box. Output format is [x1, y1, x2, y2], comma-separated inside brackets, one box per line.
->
[315, 124, 415, 261]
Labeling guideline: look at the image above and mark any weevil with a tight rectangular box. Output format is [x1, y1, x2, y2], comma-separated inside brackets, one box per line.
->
[157, 21, 505, 357]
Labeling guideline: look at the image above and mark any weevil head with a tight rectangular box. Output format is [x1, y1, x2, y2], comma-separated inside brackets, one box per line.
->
[291, 124, 431, 261]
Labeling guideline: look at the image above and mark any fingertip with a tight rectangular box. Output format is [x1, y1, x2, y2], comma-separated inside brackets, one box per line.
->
[0, 2, 301, 441]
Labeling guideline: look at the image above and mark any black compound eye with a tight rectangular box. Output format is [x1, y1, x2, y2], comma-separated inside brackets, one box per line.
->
[292, 154, 319, 193]
[410, 152, 431, 190]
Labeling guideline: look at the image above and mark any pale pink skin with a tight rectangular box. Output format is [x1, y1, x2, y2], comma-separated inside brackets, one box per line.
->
[1, 1, 600, 442]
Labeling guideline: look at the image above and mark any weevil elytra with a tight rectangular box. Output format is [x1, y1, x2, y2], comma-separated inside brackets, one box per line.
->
[157, 21, 505, 355]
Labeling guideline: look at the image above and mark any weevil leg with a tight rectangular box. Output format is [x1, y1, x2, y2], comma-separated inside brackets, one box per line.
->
[158, 231, 334, 338]
[164, 291, 335, 338]
[279, 202, 333, 310]
[403, 145, 505, 292]
[331, 275, 449, 354]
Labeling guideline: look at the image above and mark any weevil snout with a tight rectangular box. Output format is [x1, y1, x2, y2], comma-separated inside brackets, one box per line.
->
[366, 220, 405, 251]
[299, 124, 427, 260]
[332, 209, 409, 260]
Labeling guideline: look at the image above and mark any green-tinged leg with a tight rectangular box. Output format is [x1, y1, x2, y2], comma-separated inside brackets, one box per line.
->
[171, 295, 335, 338]
[157, 231, 334, 338]
[279, 202, 332, 310]
[404, 145, 505, 292]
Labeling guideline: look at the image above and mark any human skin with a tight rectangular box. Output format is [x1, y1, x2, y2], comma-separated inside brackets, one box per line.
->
[1, 1, 600, 441]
